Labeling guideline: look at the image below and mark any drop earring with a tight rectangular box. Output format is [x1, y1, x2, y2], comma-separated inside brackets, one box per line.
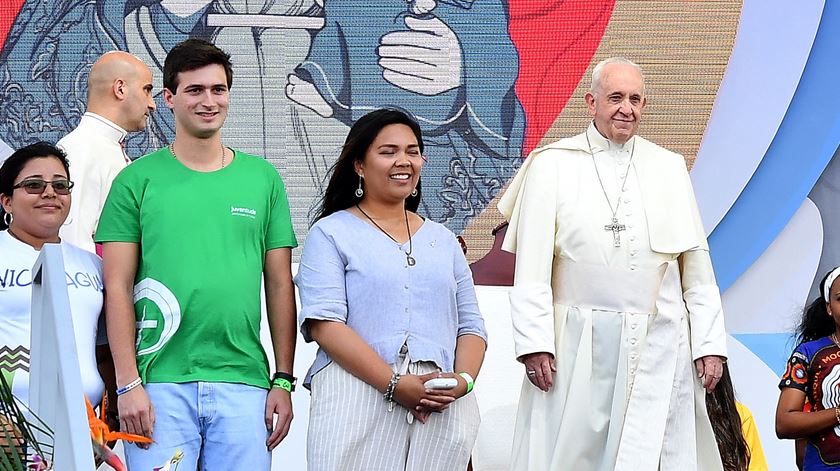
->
[355, 175, 364, 198]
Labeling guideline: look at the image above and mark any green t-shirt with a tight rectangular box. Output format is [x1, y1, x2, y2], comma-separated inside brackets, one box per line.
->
[96, 148, 297, 388]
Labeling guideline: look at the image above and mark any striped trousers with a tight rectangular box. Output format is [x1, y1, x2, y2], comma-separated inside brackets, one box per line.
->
[307, 357, 480, 470]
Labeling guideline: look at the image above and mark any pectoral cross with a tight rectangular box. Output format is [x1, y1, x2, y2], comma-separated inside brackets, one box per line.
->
[604, 217, 626, 247]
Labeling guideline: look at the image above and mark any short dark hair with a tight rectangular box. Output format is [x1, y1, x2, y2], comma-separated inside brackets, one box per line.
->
[314, 109, 424, 223]
[0, 142, 69, 229]
[163, 39, 233, 93]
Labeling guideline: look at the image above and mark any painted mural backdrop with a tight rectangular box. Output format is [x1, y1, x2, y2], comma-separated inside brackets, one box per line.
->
[0, 0, 615, 237]
[2, 1, 839, 469]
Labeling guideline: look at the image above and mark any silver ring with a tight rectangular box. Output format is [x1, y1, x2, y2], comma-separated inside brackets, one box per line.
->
[527, 370, 536, 375]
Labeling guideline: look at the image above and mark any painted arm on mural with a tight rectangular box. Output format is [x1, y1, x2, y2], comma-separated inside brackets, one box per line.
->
[285, 0, 523, 228]
[0, 0, 212, 152]
[284, 0, 523, 160]
[284, 13, 462, 114]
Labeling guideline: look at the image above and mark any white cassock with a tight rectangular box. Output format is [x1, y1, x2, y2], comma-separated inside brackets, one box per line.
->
[498, 123, 727, 471]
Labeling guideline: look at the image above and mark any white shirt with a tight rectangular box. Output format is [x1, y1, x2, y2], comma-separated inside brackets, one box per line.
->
[58, 112, 129, 253]
[0, 231, 105, 406]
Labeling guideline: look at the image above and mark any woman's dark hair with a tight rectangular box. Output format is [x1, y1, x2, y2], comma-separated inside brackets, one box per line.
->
[0, 142, 69, 230]
[313, 109, 424, 223]
[163, 38, 233, 92]
[796, 267, 839, 345]
[706, 364, 750, 471]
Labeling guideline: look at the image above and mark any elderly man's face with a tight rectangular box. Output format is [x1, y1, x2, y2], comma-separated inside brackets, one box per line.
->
[585, 63, 646, 144]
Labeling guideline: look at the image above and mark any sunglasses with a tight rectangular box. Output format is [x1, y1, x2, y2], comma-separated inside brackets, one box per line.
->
[12, 178, 74, 195]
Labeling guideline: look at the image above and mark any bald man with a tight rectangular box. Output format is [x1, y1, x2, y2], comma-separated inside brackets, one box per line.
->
[58, 51, 156, 252]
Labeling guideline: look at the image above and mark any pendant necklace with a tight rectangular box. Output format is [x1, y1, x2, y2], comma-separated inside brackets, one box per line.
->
[169, 142, 226, 169]
[832, 333, 840, 349]
[356, 204, 415, 266]
[585, 131, 636, 247]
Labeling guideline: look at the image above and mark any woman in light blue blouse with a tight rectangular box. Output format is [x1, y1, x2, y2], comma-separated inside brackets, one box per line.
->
[296, 109, 487, 470]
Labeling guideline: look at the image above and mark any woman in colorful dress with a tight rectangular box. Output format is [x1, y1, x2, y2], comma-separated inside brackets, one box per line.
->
[777, 266, 840, 470]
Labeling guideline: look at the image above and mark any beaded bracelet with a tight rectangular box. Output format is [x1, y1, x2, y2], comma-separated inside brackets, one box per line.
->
[835, 406, 840, 425]
[116, 377, 142, 396]
[384, 373, 401, 411]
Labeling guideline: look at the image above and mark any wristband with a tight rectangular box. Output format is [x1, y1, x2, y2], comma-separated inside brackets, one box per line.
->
[116, 377, 142, 396]
[271, 372, 297, 392]
[458, 372, 474, 394]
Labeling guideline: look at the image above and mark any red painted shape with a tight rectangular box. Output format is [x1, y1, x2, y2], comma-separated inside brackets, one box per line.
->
[0, 0, 25, 49]
[509, 0, 615, 155]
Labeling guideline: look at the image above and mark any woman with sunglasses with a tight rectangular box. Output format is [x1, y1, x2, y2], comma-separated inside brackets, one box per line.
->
[0, 142, 114, 419]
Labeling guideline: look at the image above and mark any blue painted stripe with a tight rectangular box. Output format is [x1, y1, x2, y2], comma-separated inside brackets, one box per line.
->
[709, 1, 840, 291]
[732, 333, 797, 377]
[691, 0, 823, 235]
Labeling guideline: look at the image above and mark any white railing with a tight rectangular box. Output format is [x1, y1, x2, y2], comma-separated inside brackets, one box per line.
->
[29, 243, 95, 469]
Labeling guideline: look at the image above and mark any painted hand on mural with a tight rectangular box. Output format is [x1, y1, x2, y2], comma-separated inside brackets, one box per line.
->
[285, 73, 334, 118]
[378, 16, 462, 96]
[408, 0, 437, 15]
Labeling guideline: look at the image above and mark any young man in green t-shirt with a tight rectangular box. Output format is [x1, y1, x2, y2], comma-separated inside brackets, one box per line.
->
[96, 39, 298, 469]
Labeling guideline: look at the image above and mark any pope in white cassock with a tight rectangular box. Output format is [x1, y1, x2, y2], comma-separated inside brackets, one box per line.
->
[498, 57, 728, 470]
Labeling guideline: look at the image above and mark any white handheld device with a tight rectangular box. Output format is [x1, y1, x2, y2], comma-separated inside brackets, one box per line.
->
[424, 377, 458, 390]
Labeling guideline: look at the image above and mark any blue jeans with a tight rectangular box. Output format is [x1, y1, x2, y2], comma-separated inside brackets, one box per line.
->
[125, 382, 271, 470]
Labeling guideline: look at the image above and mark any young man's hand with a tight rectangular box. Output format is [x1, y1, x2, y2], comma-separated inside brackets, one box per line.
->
[265, 387, 293, 450]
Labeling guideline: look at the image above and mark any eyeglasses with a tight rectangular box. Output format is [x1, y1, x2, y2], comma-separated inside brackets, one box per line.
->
[12, 179, 74, 195]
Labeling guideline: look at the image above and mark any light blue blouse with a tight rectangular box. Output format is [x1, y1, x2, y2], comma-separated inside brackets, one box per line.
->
[296, 210, 487, 388]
